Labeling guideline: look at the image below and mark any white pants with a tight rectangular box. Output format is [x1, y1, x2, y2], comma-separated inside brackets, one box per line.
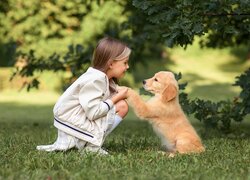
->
[36, 115, 122, 152]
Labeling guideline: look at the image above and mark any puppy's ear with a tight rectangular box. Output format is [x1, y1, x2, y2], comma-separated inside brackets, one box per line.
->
[162, 83, 177, 102]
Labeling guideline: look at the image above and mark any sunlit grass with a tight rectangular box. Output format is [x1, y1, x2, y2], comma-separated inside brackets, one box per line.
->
[167, 40, 250, 101]
[169, 47, 247, 84]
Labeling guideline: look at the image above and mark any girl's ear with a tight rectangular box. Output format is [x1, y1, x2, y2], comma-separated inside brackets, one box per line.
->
[108, 60, 113, 69]
[162, 83, 177, 102]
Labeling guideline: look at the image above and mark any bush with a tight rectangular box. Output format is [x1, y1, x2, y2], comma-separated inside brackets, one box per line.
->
[178, 68, 250, 132]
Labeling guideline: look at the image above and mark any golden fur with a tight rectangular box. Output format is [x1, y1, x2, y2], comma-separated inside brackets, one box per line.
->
[127, 71, 205, 156]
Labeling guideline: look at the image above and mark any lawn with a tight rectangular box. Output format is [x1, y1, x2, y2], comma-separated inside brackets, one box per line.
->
[0, 44, 250, 179]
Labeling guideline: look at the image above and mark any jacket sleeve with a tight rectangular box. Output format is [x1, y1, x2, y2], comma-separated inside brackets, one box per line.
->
[79, 78, 114, 121]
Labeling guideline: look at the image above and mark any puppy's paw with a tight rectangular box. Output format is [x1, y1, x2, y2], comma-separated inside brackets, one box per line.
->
[127, 88, 134, 95]
[157, 151, 176, 158]
[127, 88, 138, 99]
[157, 150, 166, 155]
[168, 153, 175, 158]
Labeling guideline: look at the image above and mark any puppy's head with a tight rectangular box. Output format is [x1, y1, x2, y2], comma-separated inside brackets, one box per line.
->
[143, 71, 178, 102]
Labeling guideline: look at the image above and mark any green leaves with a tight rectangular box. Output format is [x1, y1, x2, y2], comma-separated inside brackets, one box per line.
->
[233, 68, 250, 114]
[131, 0, 250, 48]
[63, 44, 92, 78]
[11, 44, 92, 91]
[0, 0, 128, 59]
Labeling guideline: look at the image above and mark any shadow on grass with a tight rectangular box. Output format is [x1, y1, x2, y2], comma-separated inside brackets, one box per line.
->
[187, 83, 239, 101]
[178, 72, 206, 83]
[105, 120, 161, 153]
[218, 57, 249, 73]
[229, 45, 250, 62]
[174, 72, 239, 101]
[218, 46, 250, 73]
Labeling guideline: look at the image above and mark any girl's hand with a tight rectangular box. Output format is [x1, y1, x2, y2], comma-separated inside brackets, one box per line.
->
[117, 86, 128, 92]
[118, 87, 129, 98]
[111, 87, 128, 104]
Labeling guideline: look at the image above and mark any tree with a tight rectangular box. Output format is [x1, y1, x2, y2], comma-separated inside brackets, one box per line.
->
[130, 0, 250, 48]
[0, 0, 128, 61]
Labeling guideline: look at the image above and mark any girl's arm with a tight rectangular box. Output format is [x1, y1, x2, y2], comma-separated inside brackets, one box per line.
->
[79, 79, 113, 121]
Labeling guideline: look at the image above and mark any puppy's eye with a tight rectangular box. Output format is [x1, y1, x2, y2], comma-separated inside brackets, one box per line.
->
[154, 78, 158, 82]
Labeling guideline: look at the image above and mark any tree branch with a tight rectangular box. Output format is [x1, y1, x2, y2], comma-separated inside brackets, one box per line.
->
[202, 13, 250, 17]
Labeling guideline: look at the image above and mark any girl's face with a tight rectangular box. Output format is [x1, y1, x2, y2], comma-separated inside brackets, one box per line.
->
[107, 57, 129, 79]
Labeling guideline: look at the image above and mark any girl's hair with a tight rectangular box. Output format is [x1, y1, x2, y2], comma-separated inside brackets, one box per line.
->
[92, 37, 131, 72]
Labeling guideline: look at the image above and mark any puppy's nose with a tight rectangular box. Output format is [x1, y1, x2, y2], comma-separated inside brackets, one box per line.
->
[142, 80, 146, 85]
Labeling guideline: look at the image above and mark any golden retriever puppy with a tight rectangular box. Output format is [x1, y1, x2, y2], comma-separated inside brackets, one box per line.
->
[127, 71, 205, 156]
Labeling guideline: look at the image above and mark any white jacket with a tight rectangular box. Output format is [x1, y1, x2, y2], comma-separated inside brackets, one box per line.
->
[53, 67, 117, 146]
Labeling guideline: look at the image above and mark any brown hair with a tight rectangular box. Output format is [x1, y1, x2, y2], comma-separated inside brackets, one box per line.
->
[92, 37, 131, 72]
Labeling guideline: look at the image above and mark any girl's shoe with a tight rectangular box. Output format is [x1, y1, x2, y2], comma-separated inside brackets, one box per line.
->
[36, 130, 76, 151]
[82, 144, 109, 155]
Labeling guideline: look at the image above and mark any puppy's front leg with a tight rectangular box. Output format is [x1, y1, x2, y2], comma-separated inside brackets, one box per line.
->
[127, 89, 155, 119]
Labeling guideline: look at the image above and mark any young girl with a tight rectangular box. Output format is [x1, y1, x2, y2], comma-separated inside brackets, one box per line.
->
[37, 37, 131, 155]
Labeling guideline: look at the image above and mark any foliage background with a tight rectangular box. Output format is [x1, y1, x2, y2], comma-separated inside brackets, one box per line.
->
[0, 1, 250, 178]
[1, 0, 249, 66]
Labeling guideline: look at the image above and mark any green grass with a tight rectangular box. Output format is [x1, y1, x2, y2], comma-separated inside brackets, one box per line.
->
[0, 94, 249, 179]
[1, 44, 250, 179]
